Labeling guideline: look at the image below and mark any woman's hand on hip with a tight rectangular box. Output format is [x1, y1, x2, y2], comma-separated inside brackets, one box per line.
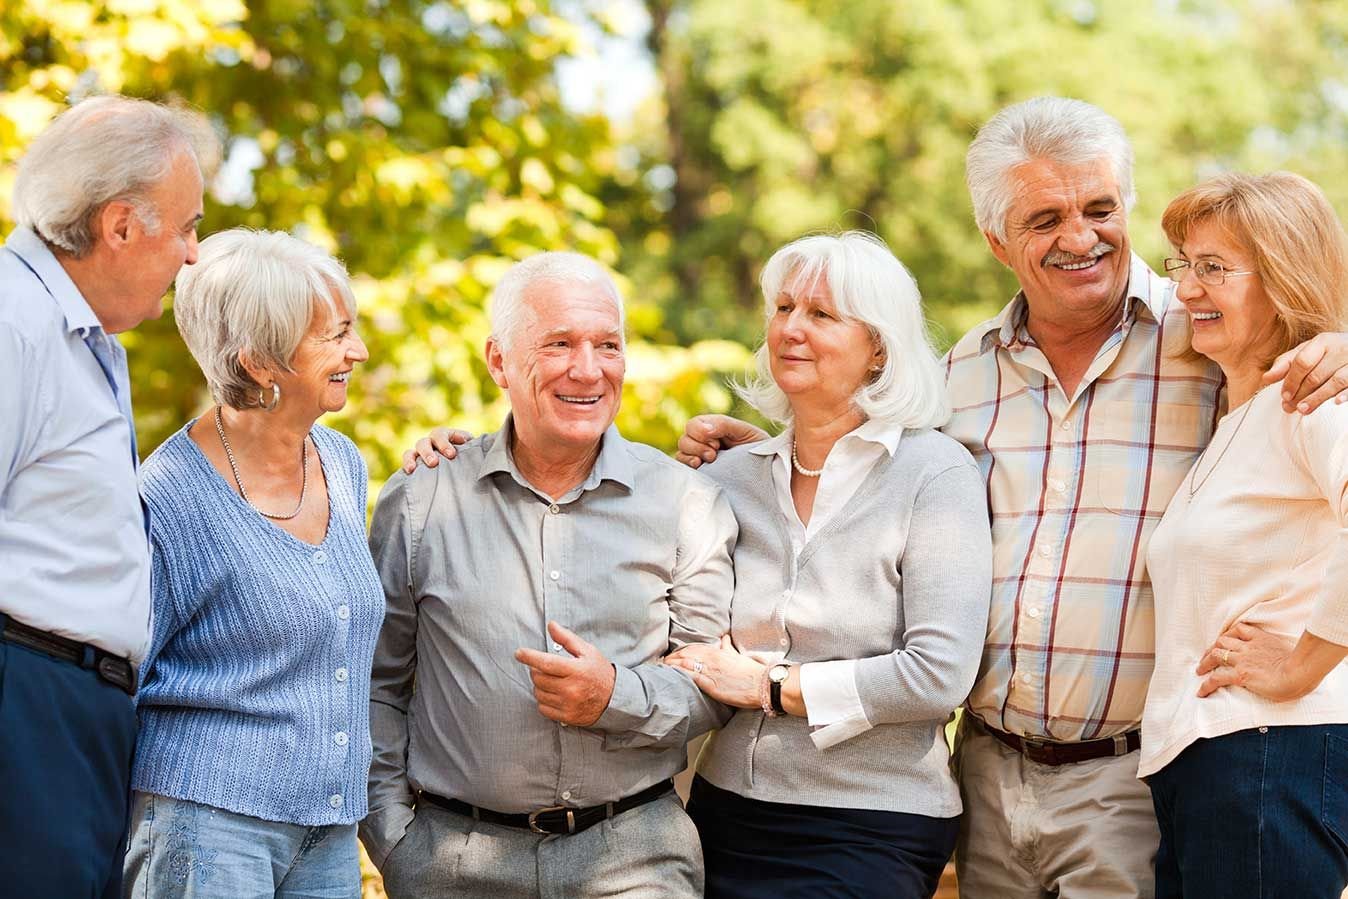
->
[1196, 621, 1337, 702]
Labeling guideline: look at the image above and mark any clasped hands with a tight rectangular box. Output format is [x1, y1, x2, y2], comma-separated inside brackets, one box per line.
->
[515, 621, 616, 727]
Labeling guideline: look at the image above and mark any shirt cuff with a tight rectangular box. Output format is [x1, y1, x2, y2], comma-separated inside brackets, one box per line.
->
[593, 663, 646, 732]
[800, 660, 873, 750]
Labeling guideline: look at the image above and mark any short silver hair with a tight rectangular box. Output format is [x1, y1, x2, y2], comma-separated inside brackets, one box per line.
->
[489, 251, 624, 351]
[966, 96, 1136, 241]
[12, 95, 218, 258]
[737, 231, 951, 430]
[173, 228, 357, 410]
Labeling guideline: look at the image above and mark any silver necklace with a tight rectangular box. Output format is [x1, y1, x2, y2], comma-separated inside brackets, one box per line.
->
[791, 439, 824, 478]
[214, 405, 309, 520]
[1186, 390, 1259, 499]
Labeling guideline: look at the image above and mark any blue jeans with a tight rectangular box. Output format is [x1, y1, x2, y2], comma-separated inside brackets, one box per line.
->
[122, 792, 360, 899]
[1148, 723, 1348, 899]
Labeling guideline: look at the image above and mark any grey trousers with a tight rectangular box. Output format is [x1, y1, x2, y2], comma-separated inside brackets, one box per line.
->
[379, 793, 703, 899]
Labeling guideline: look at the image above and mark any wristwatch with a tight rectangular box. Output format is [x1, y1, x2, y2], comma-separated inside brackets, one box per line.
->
[767, 663, 791, 717]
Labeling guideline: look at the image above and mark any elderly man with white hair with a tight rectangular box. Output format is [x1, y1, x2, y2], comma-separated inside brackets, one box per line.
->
[676, 97, 1348, 898]
[362, 251, 737, 899]
[0, 94, 214, 899]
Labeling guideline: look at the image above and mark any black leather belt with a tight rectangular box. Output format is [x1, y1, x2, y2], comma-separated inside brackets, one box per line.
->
[419, 779, 674, 835]
[0, 614, 136, 695]
[970, 713, 1139, 766]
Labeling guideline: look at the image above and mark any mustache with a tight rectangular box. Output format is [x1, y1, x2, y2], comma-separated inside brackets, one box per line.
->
[1042, 242, 1116, 268]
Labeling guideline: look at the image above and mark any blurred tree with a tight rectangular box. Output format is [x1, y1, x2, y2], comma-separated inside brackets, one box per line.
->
[0, 0, 751, 482]
[616, 0, 1348, 349]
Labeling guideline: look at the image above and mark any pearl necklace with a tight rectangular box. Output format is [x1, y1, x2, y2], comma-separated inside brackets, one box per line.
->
[214, 405, 309, 520]
[791, 439, 823, 477]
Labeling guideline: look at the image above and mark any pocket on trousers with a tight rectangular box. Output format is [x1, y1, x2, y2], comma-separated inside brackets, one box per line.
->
[1322, 733, 1348, 851]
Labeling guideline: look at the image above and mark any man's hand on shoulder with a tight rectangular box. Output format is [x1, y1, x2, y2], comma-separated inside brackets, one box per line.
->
[1263, 332, 1348, 414]
[515, 621, 616, 727]
[674, 414, 770, 469]
[399, 427, 474, 474]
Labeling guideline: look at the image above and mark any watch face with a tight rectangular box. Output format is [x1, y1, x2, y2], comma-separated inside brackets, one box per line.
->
[769, 664, 790, 684]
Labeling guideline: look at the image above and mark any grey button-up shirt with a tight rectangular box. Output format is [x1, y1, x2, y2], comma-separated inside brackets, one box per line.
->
[362, 421, 736, 865]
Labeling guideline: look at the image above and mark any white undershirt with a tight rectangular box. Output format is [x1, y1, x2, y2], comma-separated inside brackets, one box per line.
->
[754, 418, 901, 748]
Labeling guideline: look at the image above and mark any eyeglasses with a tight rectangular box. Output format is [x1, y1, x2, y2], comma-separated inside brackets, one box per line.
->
[1163, 258, 1256, 286]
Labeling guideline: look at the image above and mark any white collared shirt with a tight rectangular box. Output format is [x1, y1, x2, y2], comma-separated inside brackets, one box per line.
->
[750, 418, 901, 746]
[0, 227, 151, 661]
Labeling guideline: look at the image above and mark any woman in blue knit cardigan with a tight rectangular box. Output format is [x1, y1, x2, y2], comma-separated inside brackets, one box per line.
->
[122, 229, 384, 898]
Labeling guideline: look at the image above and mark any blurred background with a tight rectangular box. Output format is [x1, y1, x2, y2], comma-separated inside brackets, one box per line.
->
[5, 2, 1348, 895]
[4, 1, 1348, 478]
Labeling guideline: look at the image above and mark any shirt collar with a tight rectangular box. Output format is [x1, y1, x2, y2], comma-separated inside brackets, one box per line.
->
[478, 415, 635, 496]
[748, 417, 902, 459]
[974, 252, 1165, 354]
[5, 226, 103, 336]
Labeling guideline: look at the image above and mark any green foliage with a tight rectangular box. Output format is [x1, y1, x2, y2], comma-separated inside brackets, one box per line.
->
[619, 0, 1348, 350]
[0, 0, 751, 486]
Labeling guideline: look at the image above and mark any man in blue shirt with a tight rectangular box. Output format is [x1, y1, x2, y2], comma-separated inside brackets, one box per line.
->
[0, 95, 215, 899]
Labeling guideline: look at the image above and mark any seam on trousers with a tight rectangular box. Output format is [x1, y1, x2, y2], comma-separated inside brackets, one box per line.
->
[1257, 730, 1269, 899]
[142, 795, 154, 899]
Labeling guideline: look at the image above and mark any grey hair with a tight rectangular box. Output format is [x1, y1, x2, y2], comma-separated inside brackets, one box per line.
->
[966, 96, 1136, 241]
[489, 251, 624, 351]
[736, 231, 951, 430]
[12, 95, 219, 258]
[173, 228, 357, 410]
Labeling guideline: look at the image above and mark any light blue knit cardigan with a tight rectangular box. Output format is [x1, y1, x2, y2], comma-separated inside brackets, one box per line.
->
[132, 422, 384, 826]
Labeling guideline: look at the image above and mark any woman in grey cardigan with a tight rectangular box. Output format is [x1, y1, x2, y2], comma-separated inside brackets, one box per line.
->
[666, 231, 991, 898]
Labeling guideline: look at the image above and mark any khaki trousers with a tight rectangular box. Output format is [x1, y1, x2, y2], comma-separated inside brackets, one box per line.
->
[953, 718, 1159, 899]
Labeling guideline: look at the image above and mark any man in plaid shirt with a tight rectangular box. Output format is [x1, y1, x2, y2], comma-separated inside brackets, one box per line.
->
[676, 97, 1348, 897]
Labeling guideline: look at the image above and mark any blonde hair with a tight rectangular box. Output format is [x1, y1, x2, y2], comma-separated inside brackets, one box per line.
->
[1162, 172, 1348, 366]
[736, 231, 950, 430]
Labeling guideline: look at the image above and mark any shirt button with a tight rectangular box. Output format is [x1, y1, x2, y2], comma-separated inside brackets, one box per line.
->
[1021, 673, 1034, 684]
[549, 504, 560, 514]
[334, 731, 348, 746]
[1049, 479, 1065, 493]
[549, 570, 560, 581]
[329, 794, 343, 809]
[336, 605, 350, 620]
[779, 638, 788, 647]
[1027, 608, 1041, 620]
[553, 643, 563, 652]
[561, 790, 572, 800]
[335, 667, 349, 683]
[1060, 419, 1072, 430]
[1039, 545, 1052, 558]
[313, 550, 327, 564]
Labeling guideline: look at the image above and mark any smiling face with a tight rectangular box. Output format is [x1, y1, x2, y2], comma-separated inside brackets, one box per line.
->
[985, 156, 1132, 327]
[487, 279, 625, 459]
[766, 275, 878, 418]
[274, 292, 369, 421]
[1173, 219, 1280, 374]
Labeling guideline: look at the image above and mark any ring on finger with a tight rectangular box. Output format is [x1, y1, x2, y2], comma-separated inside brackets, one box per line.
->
[693, 660, 705, 674]
[1219, 647, 1232, 665]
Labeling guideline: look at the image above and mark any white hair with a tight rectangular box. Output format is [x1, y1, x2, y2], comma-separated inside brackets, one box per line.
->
[12, 95, 219, 258]
[966, 96, 1136, 241]
[736, 231, 951, 430]
[173, 228, 356, 409]
[489, 251, 624, 351]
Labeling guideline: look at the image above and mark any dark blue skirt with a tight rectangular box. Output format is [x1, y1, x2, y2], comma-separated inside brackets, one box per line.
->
[687, 776, 959, 899]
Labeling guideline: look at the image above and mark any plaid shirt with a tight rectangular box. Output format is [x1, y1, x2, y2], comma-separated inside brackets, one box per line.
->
[944, 255, 1224, 741]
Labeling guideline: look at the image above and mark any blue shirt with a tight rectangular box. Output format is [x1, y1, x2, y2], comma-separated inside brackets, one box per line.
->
[0, 227, 150, 660]
[132, 422, 385, 825]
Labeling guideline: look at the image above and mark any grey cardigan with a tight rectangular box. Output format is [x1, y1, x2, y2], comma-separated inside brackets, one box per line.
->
[697, 427, 992, 816]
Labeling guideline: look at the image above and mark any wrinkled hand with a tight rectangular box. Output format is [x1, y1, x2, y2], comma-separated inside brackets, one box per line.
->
[1196, 622, 1306, 701]
[674, 415, 770, 469]
[665, 635, 766, 709]
[1262, 332, 1348, 413]
[400, 427, 474, 474]
[515, 621, 616, 726]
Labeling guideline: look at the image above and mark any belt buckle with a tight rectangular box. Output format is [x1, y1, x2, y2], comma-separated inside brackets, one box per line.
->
[1019, 736, 1052, 763]
[527, 805, 575, 835]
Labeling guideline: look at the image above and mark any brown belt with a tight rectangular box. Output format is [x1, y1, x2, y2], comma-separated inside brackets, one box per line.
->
[970, 714, 1139, 766]
[419, 779, 674, 835]
[0, 614, 136, 695]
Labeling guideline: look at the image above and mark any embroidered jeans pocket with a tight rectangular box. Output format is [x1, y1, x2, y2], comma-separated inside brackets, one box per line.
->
[1323, 733, 1348, 851]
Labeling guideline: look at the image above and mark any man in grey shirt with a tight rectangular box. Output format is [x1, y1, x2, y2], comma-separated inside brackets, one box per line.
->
[362, 251, 737, 898]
